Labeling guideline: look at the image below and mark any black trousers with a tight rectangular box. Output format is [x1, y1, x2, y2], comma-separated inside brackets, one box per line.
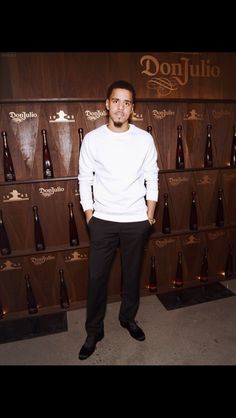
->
[86, 217, 150, 336]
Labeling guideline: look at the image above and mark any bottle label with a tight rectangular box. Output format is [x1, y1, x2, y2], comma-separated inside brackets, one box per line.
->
[5, 173, 14, 181]
[45, 168, 52, 177]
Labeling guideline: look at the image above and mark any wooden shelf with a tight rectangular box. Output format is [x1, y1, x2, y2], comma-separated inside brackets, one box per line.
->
[159, 166, 236, 174]
[0, 242, 89, 259]
[155, 274, 236, 295]
[1, 226, 236, 259]
[0, 176, 78, 186]
[150, 223, 236, 240]
[1, 166, 236, 186]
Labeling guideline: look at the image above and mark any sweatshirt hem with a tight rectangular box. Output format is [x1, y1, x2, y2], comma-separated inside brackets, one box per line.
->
[93, 211, 148, 223]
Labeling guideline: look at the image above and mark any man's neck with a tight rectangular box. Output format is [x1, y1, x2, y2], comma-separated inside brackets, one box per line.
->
[107, 121, 130, 133]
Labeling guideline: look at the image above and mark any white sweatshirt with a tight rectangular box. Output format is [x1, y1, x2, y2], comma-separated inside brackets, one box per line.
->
[78, 124, 159, 222]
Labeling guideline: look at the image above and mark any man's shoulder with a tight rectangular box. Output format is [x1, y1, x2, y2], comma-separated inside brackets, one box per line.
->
[84, 124, 106, 140]
[131, 124, 153, 140]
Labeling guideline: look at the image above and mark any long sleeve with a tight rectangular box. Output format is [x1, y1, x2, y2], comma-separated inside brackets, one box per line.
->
[144, 138, 159, 202]
[78, 137, 94, 212]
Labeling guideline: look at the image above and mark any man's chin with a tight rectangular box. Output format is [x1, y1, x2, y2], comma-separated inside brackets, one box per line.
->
[113, 121, 123, 128]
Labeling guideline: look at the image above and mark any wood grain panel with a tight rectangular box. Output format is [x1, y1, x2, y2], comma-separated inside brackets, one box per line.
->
[0, 261, 24, 313]
[150, 236, 182, 292]
[151, 173, 170, 235]
[182, 233, 205, 282]
[61, 248, 89, 302]
[206, 230, 228, 277]
[24, 253, 57, 309]
[221, 170, 236, 224]
[1, 52, 236, 100]
[165, 172, 193, 231]
[193, 171, 220, 227]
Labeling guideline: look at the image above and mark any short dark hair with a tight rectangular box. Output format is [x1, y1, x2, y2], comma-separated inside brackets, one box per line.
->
[106, 80, 136, 103]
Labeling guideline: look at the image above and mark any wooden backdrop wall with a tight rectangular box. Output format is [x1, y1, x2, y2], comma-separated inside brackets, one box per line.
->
[0, 52, 236, 316]
[1, 52, 236, 100]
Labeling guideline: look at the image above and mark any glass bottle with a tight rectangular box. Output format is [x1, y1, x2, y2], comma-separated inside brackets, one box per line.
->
[189, 191, 198, 231]
[176, 125, 185, 169]
[204, 124, 213, 168]
[25, 274, 38, 314]
[148, 256, 157, 293]
[225, 244, 233, 277]
[68, 202, 79, 246]
[215, 188, 224, 227]
[42, 129, 54, 179]
[0, 208, 11, 255]
[0, 302, 4, 319]
[78, 128, 84, 145]
[32, 206, 45, 251]
[174, 251, 183, 288]
[230, 125, 236, 167]
[59, 269, 70, 309]
[200, 248, 208, 282]
[1, 130, 16, 182]
[162, 193, 171, 234]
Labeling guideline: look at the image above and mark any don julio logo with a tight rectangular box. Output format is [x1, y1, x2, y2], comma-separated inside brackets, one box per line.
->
[39, 186, 64, 198]
[85, 110, 107, 120]
[140, 54, 221, 97]
[9, 111, 38, 123]
[152, 109, 174, 120]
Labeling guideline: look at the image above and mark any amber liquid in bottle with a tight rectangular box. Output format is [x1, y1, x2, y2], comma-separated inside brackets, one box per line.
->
[215, 188, 224, 227]
[148, 256, 157, 293]
[176, 125, 185, 169]
[189, 191, 198, 231]
[42, 129, 54, 179]
[162, 193, 171, 234]
[1, 130, 16, 182]
[174, 251, 183, 288]
[68, 202, 79, 246]
[25, 274, 38, 314]
[0, 302, 4, 319]
[225, 244, 233, 277]
[78, 128, 84, 145]
[59, 269, 70, 309]
[230, 125, 236, 167]
[0, 209, 11, 255]
[33, 206, 45, 251]
[200, 248, 208, 282]
[204, 124, 213, 168]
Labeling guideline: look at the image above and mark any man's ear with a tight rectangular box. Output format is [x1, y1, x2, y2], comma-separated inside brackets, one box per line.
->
[105, 99, 109, 110]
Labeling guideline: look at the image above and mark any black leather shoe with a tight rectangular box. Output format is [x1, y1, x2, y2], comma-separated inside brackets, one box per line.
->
[78, 331, 104, 360]
[120, 320, 145, 341]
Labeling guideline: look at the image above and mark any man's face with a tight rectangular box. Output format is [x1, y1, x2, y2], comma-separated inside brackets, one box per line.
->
[106, 88, 134, 127]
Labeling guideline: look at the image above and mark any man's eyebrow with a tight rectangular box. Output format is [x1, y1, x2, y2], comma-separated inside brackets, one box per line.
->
[111, 97, 132, 103]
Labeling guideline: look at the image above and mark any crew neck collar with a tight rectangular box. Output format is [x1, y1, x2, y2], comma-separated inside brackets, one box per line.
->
[105, 124, 132, 135]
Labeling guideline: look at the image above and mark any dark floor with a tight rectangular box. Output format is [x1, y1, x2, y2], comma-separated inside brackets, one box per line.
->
[0, 279, 236, 365]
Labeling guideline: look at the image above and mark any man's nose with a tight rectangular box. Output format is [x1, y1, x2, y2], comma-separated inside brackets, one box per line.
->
[118, 101, 125, 109]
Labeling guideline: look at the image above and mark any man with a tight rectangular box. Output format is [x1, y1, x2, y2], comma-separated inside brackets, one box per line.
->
[78, 80, 159, 360]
